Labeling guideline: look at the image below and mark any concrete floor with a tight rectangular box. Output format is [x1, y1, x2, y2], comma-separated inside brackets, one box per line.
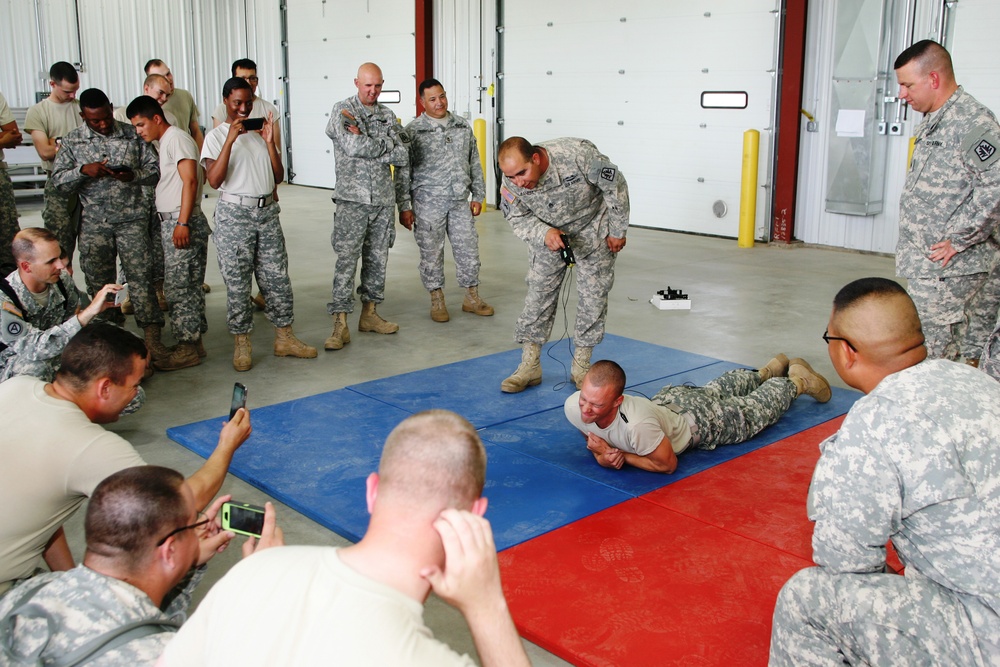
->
[17, 184, 895, 665]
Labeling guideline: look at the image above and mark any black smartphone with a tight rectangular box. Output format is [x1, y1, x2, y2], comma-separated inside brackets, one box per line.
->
[242, 118, 264, 131]
[221, 502, 265, 538]
[230, 382, 247, 419]
[107, 164, 133, 174]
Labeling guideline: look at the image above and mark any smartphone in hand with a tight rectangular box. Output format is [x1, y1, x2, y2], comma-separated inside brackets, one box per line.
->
[221, 502, 265, 538]
[230, 382, 247, 419]
[242, 118, 265, 131]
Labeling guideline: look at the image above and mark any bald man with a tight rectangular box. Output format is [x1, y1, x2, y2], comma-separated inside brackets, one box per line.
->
[770, 277, 1000, 665]
[323, 62, 410, 350]
[161, 410, 530, 667]
[894, 40, 1000, 366]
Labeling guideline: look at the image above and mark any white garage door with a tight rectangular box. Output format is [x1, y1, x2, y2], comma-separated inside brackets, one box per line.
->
[499, 1, 779, 237]
[285, 0, 415, 189]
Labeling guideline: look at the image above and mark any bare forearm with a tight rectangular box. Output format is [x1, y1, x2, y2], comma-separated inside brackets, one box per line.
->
[43, 527, 75, 572]
[466, 600, 531, 667]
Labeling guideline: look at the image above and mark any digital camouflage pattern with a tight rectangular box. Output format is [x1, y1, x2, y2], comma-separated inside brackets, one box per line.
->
[897, 87, 1000, 360]
[213, 201, 293, 334]
[0, 564, 204, 666]
[51, 120, 161, 329]
[0, 270, 82, 382]
[160, 210, 208, 342]
[770, 359, 1000, 666]
[652, 369, 798, 449]
[907, 273, 988, 360]
[325, 94, 409, 314]
[40, 179, 80, 265]
[0, 168, 18, 278]
[500, 138, 629, 347]
[397, 112, 486, 291]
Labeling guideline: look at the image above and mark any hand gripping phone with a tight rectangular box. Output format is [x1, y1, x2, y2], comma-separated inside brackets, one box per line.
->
[230, 382, 247, 419]
[221, 502, 265, 538]
[242, 117, 265, 131]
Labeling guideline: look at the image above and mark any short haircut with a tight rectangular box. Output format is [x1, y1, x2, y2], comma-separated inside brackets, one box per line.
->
[378, 410, 486, 509]
[126, 95, 166, 122]
[231, 58, 257, 76]
[56, 323, 148, 391]
[222, 76, 253, 99]
[79, 88, 111, 110]
[894, 39, 953, 77]
[49, 61, 79, 85]
[418, 78, 443, 97]
[833, 277, 909, 314]
[11, 227, 58, 263]
[143, 73, 170, 91]
[587, 360, 626, 396]
[144, 58, 165, 74]
[498, 136, 539, 162]
[85, 466, 189, 571]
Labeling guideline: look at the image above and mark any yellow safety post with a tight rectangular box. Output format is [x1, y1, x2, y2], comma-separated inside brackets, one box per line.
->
[907, 136, 916, 171]
[474, 119, 487, 208]
[738, 129, 760, 248]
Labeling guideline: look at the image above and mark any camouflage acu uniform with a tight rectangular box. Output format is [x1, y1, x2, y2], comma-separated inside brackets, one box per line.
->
[770, 359, 1000, 666]
[652, 370, 798, 449]
[500, 138, 629, 347]
[897, 87, 1000, 361]
[397, 112, 486, 290]
[982, 307, 1000, 381]
[160, 210, 208, 342]
[0, 270, 81, 382]
[0, 564, 204, 665]
[50, 120, 163, 329]
[0, 92, 19, 277]
[325, 95, 409, 314]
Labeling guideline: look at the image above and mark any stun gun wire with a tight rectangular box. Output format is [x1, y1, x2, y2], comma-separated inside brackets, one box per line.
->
[546, 237, 578, 391]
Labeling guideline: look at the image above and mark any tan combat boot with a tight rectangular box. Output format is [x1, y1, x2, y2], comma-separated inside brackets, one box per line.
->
[788, 357, 832, 403]
[571, 346, 593, 389]
[325, 313, 351, 350]
[233, 334, 252, 372]
[759, 353, 790, 381]
[274, 326, 318, 358]
[462, 286, 494, 316]
[142, 324, 173, 364]
[430, 289, 450, 322]
[358, 301, 399, 334]
[154, 342, 201, 371]
[501, 343, 543, 393]
[154, 279, 169, 311]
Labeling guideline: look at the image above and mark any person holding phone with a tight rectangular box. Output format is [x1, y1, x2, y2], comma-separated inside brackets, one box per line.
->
[162, 410, 530, 667]
[0, 228, 122, 383]
[201, 77, 316, 371]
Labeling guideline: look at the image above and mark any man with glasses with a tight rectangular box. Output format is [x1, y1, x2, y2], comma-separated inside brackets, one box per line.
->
[565, 356, 831, 473]
[23, 62, 83, 268]
[770, 277, 1000, 665]
[0, 323, 252, 596]
[0, 466, 282, 662]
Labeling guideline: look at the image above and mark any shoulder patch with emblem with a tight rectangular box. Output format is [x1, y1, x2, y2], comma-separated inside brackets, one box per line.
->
[975, 139, 996, 162]
[600, 167, 617, 182]
[1, 308, 27, 344]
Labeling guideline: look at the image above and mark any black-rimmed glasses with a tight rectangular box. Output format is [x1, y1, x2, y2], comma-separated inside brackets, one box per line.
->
[822, 328, 857, 352]
[155, 513, 209, 547]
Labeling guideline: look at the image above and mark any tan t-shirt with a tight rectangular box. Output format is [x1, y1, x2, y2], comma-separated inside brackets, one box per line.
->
[23, 97, 82, 171]
[564, 392, 693, 456]
[162, 87, 200, 136]
[0, 376, 146, 594]
[156, 125, 204, 213]
[201, 123, 275, 196]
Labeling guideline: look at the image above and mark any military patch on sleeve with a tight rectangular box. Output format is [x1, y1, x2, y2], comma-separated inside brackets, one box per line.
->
[1, 308, 27, 344]
[601, 167, 617, 182]
[975, 139, 996, 162]
[499, 185, 515, 217]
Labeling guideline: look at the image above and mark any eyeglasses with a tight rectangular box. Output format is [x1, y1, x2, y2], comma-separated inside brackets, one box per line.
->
[822, 328, 857, 352]
[242, 76, 259, 83]
[155, 513, 209, 547]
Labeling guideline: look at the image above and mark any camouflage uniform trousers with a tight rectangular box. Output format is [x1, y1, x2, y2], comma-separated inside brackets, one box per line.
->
[908, 274, 988, 360]
[515, 240, 616, 347]
[411, 191, 481, 291]
[651, 369, 797, 449]
[214, 200, 294, 334]
[161, 209, 209, 342]
[0, 167, 18, 277]
[965, 257, 1000, 362]
[78, 215, 163, 329]
[770, 567, 1000, 667]
[980, 307, 1000, 381]
[41, 176, 80, 266]
[327, 200, 395, 314]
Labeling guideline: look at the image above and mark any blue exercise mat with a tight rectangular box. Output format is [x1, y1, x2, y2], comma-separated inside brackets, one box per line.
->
[167, 338, 859, 549]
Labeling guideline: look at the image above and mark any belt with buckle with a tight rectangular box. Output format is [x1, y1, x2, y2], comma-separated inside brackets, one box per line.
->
[219, 193, 274, 208]
[157, 211, 180, 222]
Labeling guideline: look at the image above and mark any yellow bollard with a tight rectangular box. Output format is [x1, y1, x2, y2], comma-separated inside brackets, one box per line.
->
[907, 136, 916, 171]
[474, 119, 487, 208]
[738, 129, 759, 248]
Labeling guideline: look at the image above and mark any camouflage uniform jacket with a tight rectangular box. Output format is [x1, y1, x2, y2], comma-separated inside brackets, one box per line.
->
[325, 95, 409, 208]
[897, 87, 1000, 278]
[808, 359, 1000, 619]
[397, 112, 485, 205]
[0, 270, 82, 377]
[0, 564, 205, 665]
[50, 120, 159, 223]
[500, 138, 629, 255]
